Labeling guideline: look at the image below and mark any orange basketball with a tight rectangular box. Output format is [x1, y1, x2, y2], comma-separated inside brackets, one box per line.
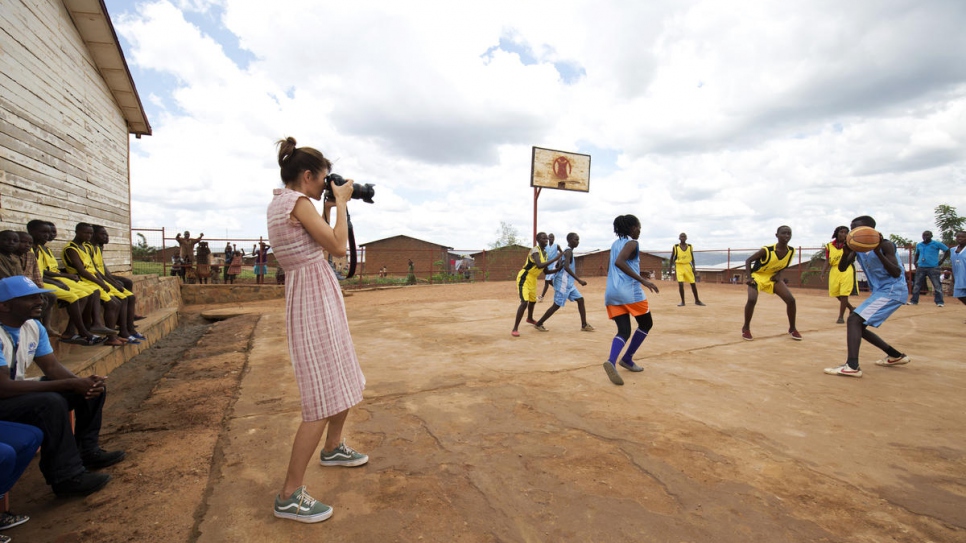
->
[847, 226, 881, 252]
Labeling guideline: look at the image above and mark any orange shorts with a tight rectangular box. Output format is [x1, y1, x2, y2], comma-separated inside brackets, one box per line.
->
[606, 300, 650, 319]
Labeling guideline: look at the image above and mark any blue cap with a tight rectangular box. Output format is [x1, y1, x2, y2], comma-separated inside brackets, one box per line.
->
[0, 276, 54, 302]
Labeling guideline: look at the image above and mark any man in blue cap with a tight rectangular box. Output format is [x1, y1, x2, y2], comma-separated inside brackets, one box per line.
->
[0, 276, 124, 497]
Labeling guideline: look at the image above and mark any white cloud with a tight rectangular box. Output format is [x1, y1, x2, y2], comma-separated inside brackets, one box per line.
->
[108, 0, 966, 253]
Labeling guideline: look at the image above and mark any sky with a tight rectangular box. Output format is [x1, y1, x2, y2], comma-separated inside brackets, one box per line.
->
[106, 0, 966, 254]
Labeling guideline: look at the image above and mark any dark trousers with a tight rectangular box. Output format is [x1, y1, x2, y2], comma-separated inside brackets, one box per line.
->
[0, 390, 105, 485]
[910, 266, 944, 304]
[0, 421, 44, 495]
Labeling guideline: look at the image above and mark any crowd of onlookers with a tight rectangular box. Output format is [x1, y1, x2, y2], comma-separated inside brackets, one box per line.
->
[0, 221, 145, 541]
[168, 232, 281, 285]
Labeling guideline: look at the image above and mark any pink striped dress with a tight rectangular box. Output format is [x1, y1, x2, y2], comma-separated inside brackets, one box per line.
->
[267, 188, 365, 421]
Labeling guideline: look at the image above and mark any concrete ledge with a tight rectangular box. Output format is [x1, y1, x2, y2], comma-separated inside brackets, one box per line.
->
[29, 307, 180, 378]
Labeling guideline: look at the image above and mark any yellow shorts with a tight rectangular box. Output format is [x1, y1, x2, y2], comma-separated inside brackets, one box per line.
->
[828, 269, 854, 298]
[517, 271, 539, 303]
[44, 281, 83, 303]
[79, 279, 115, 302]
[105, 283, 131, 299]
[45, 278, 98, 303]
[750, 272, 777, 295]
[675, 264, 695, 284]
[606, 300, 650, 319]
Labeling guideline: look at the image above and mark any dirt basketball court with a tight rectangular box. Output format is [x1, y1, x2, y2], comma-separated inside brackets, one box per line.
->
[9, 280, 966, 542]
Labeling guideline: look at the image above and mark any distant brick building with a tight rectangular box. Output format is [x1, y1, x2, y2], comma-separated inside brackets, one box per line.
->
[360, 235, 452, 279]
[470, 245, 531, 282]
[575, 250, 666, 279]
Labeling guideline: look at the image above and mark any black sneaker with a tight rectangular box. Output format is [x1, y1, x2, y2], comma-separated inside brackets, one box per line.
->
[52, 471, 111, 497]
[82, 448, 126, 470]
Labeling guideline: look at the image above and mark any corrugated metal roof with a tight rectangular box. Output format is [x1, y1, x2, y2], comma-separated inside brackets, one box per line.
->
[63, 0, 152, 136]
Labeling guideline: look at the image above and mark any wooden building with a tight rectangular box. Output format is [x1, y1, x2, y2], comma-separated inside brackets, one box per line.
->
[360, 235, 453, 279]
[1, 0, 151, 272]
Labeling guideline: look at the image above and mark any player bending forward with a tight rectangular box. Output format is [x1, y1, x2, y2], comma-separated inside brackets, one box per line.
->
[824, 216, 911, 378]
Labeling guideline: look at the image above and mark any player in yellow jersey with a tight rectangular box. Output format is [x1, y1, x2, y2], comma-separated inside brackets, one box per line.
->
[511, 232, 561, 337]
[27, 220, 102, 345]
[91, 225, 144, 341]
[62, 223, 135, 346]
[820, 226, 856, 324]
[672, 233, 705, 307]
[741, 225, 801, 341]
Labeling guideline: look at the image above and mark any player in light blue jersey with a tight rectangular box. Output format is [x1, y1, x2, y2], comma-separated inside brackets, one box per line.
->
[824, 216, 911, 378]
[602, 215, 659, 386]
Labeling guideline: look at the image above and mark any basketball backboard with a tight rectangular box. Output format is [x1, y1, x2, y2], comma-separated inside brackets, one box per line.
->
[530, 147, 591, 192]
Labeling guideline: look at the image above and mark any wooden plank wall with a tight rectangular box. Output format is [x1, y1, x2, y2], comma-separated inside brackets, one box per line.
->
[0, 0, 133, 272]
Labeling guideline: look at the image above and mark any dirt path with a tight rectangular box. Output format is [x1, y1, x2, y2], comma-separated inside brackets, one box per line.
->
[9, 281, 966, 542]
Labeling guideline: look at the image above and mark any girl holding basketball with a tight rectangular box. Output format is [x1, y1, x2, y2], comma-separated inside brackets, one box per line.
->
[602, 215, 659, 386]
[824, 216, 910, 377]
[820, 226, 856, 324]
[741, 225, 801, 341]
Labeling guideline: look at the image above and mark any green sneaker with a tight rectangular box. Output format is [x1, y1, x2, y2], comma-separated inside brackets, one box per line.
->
[619, 359, 643, 372]
[274, 486, 333, 523]
[320, 442, 369, 467]
[602, 362, 624, 386]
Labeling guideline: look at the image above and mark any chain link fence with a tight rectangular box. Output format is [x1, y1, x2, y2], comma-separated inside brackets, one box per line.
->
[130, 230, 927, 294]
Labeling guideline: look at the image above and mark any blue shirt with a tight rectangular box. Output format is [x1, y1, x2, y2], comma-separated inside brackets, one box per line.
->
[855, 246, 907, 301]
[952, 247, 966, 290]
[915, 240, 948, 268]
[605, 237, 645, 306]
[0, 321, 54, 380]
[545, 243, 560, 275]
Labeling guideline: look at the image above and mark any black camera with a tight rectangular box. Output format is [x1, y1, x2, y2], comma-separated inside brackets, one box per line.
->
[325, 173, 375, 204]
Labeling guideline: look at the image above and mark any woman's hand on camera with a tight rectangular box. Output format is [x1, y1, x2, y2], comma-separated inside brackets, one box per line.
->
[331, 177, 354, 204]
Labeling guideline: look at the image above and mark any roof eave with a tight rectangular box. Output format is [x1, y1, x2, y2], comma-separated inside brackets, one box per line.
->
[63, 0, 152, 136]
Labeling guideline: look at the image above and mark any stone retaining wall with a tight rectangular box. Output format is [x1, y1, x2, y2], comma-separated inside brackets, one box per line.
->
[180, 284, 285, 305]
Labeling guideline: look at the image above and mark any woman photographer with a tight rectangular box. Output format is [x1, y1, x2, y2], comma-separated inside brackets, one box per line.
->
[267, 137, 367, 523]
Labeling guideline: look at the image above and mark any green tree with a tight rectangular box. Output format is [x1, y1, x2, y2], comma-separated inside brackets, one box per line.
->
[889, 234, 913, 248]
[801, 249, 826, 285]
[490, 221, 522, 249]
[132, 233, 155, 259]
[934, 204, 965, 246]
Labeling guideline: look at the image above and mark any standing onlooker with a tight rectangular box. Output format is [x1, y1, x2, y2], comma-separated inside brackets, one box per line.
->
[821, 226, 856, 323]
[825, 216, 911, 377]
[254, 238, 271, 285]
[672, 233, 705, 307]
[174, 231, 203, 266]
[909, 230, 949, 307]
[267, 137, 367, 523]
[602, 215, 660, 386]
[950, 230, 966, 315]
[195, 241, 212, 284]
[227, 250, 242, 284]
[223, 242, 233, 283]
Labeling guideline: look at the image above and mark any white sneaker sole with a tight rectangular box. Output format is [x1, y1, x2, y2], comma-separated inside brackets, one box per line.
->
[823, 367, 863, 378]
[320, 456, 369, 467]
[875, 357, 910, 367]
[274, 508, 333, 523]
